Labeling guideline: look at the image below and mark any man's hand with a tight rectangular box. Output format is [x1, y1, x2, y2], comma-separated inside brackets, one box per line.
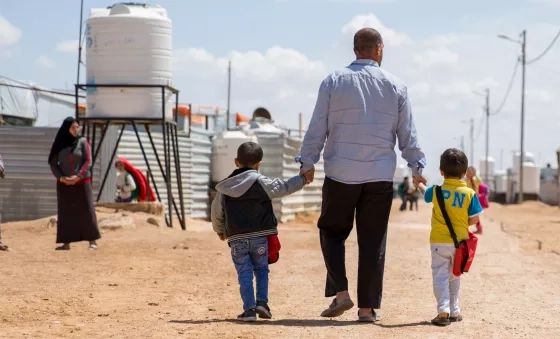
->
[217, 233, 226, 241]
[412, 176, 427, 187]
[300, 167, 315, 185]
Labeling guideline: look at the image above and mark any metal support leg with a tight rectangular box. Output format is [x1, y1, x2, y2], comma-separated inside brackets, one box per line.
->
[171, 123, 186, 230]
[162, 120, 172, 228]
[145, 124, 181, 226]
[132, 121, 170, 227]
[92, 121, 110, 166]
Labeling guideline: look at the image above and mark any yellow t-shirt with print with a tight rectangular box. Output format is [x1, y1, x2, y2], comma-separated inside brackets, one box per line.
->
[424, 178, 484, 244]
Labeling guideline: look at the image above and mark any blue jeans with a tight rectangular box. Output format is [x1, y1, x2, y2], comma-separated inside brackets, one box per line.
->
[230, 237, 269, 311]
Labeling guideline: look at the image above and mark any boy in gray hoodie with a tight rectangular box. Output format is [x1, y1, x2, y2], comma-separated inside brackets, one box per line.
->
[211, 141, 307, 321]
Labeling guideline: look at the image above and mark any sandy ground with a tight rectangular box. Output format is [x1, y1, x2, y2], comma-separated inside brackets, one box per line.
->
[0, 201, 559, 339]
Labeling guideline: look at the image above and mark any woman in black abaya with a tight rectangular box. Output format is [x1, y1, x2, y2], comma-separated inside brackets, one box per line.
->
[48, 117, 100, 250]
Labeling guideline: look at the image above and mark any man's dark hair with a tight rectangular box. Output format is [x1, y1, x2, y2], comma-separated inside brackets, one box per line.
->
[440, 148, 469, 178]
[354, 28, 383, 53]
[252, 107, 271, 120]
[237, 142, 264, 167]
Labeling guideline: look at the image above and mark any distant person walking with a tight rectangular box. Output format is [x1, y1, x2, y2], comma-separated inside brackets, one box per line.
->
[0, 153, 8, 251]
[408, 185, 420, 211]
[397, 177, 410, 211]
[296, 27, 426, 322]
[48, 117, 100, 251]
[465, 167, 483, 234]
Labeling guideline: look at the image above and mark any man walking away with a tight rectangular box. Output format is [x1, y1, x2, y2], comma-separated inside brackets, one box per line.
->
[296, 28, 426, 322]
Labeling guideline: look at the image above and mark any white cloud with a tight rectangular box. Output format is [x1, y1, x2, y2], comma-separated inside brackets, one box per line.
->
[0, 16, 22, 60]
[0, 16, 22, 47]
[35, 55, 56, 69]
[173, 46, 327, 122]
[526, 89, 554, 102]
[474, 78, 501, 90]
[424, 34, 459, 46]
[413, 46, 460, 67]
[175, 46, 326, 82]
[56, 40, 79, 53]
[341, 14, 410, 47]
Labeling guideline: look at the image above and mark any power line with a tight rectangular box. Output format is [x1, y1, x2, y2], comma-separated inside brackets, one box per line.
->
[491, 59, 520, 116]
[526, 29, 560, 65]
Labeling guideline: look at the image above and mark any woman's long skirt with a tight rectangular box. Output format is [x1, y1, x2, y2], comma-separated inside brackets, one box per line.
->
[56, 181, 101, 244]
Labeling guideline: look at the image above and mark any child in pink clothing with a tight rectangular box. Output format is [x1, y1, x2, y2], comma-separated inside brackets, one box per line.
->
[478, 183, 489, 209]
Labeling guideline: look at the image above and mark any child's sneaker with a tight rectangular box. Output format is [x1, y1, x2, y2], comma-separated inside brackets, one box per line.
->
[256, 301, 272, 319]
[431, 315, 451, 326]
[449, 314, 463, 322]
[237, 309, 257, 322]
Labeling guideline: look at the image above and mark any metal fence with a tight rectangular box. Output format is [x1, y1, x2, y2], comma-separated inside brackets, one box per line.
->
[0, 125, 320, 223]
[256, 133, 324, 222]
[115, 127, 213, 220]
[0, 126, 103, 222]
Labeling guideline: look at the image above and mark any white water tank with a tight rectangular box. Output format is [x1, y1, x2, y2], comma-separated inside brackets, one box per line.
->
[478, 156, 495, 182]
[211, 131, 259, 182]
[85, 3, 173, 119]
[512, 151, 535, 174]
[520, 163, 540, 194]
[494, 169, 507, 193]
[393, 164, 410, 182]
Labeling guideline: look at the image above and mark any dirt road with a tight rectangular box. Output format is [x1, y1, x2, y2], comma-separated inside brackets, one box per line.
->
[0, 202, 558, 338]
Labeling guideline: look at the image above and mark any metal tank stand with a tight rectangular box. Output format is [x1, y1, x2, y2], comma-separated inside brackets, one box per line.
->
[74, 83, 186, 230]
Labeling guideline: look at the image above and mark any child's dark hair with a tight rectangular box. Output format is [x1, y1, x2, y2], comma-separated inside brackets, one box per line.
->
[440, 148, 469, 178]
[237, 142, 264, 167]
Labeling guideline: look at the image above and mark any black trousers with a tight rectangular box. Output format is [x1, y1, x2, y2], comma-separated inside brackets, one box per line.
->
[318, 177, 393, 309]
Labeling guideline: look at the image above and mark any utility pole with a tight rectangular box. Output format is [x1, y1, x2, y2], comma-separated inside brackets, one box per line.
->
[485, 89, 490, 183]
[518, 30, 527, 204]
[226, 60, 232, 130]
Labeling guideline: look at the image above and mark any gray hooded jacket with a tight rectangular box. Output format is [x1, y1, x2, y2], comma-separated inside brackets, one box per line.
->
[211, 168, 305, 242]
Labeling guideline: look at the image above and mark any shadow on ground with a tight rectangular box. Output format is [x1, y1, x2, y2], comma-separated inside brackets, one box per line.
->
[169, 319, 431, 328]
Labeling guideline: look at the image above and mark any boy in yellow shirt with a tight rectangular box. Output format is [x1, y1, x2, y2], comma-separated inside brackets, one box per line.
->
[415, 148, 483, 326]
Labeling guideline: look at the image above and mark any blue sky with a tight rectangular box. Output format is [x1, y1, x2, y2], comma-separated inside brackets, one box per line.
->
[1, 0, 559, 181]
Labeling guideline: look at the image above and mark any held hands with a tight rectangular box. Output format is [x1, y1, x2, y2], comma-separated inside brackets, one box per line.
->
[299, 167, 315, 185]
[412, 175, 427, 187]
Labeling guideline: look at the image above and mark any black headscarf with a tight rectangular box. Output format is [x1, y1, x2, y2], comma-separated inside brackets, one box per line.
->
[48, 117, 79, 164]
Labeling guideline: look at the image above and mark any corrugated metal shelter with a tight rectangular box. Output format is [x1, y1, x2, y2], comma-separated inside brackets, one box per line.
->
[256, 133, 324, 222]
[0, 126, 105, 222]
[115, 127, 213, 220]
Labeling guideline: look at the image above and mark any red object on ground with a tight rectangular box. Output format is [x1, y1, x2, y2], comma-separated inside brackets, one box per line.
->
[267, 234, 281, 264]
[117, 157, 156, 202]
